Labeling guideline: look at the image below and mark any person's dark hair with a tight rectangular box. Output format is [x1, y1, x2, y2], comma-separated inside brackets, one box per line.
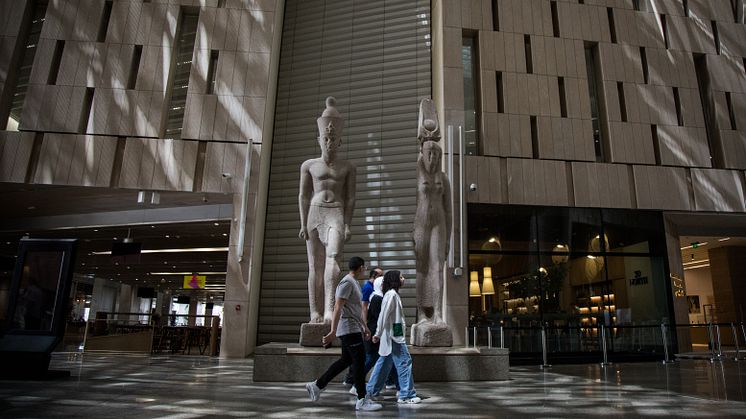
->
[348, 256, 365, 272]
[382, 270, 401, 293]
[369, 266, 382, 279]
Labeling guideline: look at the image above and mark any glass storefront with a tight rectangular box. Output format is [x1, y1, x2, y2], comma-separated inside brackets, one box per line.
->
[467, 204, 672, 363]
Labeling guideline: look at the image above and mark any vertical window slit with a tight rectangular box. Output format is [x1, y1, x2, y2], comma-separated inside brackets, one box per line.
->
[462, 34, 480, 155]
[217, 0, 225, 7]
[617, 82, 627, 122]
[607, 8, 617, 44]
[47, 40, 64, 85]
[551, 1, 560, 37]
[496, 71, 504, 113]
[4, 0, 49, 131]
[492, 0, 500, 31]
[694, 53, 723, 168]
[712, 21, 720, 54]
[79, 87, 94, 134]
[97, 0, 113, 42]
[633, 0, 640, 11]
[524, 35, 533, 74]
[661, 14, 669, 49]
[128, 45, 142, 90]
[530, 116, 539, 158]
[725, 92, 737, 130]
[651, 125, 661, 165]
[164, 8, 200, 140]
[585, 44, 607, 162]
[683, 0, 689, 17]
[673, 87, 683, 126]
[558, 77, 567, 118]
[640, 47, 649, 83]
[206, 50, 219, 94]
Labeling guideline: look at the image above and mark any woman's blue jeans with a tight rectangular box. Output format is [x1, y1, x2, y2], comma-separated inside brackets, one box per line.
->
[366, 341, 416, 400]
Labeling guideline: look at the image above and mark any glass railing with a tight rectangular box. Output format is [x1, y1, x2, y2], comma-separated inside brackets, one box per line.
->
[464, 322, 746, 365]
[56, 312, 222, 356]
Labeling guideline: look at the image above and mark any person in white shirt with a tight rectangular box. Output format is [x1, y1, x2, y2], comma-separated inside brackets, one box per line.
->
[367, 270, 421, 404]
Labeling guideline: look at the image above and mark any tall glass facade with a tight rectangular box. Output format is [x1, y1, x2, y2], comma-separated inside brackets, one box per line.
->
[467, 204, 672, 362]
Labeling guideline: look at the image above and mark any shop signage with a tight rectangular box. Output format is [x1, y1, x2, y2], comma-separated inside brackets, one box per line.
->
[629, 270, 648, 286]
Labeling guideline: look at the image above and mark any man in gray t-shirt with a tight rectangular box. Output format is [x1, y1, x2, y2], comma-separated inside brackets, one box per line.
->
[335, 272, 364, 336]
[306, 257, 381, 411]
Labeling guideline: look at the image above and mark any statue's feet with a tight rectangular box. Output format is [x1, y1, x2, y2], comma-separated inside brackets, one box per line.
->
[310, 312, 324, 323]
[323, 314, 333, 325]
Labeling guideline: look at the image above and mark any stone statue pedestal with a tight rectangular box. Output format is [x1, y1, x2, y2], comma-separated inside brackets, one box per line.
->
[411, 321, 453, 347]
[299, 323, 340, 347]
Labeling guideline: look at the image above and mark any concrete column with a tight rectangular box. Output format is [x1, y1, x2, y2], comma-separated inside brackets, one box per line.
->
[91, 277, 115, 319]
[187, 298, 197, 326]
[663, 216, 691, 352]
[709, 246, 746, 323]
[220, 2, 284, 357]
[116, 283, 135, 322]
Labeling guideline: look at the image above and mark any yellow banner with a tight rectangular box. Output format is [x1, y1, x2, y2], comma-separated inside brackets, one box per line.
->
[183, 275, 206, 289]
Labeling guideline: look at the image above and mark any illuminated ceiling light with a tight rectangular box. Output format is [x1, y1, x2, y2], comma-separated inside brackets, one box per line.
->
[683, 259, 709, 266]
[214, 222, 220, 226]
[149, 271, 227, 275]
[718, 237, 730, 242]
[91, 247, 229, 255]
[684, 264, 710, 270]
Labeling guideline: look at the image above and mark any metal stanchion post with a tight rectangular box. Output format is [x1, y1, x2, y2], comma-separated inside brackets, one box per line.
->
[661, 323, 674, 364]
[500, 326, 504, 349]
[716, 325, 723, 359]
[473, 326, 478, 348]
[707, 323, 717, 362]
[731, 323, 740, 361]
[600, 325, 612, 367]
[540, 325, 552, 369]
[488, 327, 493, 348]
[465, 326, 469, 349]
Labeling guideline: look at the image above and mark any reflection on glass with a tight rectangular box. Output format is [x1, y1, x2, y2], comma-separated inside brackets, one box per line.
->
[462, 35, 479, 155]
[12, 251, 64, 332]
[468, 204, 668, 356]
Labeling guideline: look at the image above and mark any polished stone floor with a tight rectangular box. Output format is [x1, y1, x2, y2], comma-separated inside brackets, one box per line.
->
[1, 353, 745, 418]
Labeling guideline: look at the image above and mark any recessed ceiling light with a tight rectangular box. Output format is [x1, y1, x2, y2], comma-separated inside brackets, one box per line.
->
[93, 229, 99, 232]
[27, 206, 35, 210]
[222, 233, 227, 237]
[214, 222, 220, 226]
[151, 225, 156, 228]
[165, 235, 170, 238]
[113, 237, 118, 240]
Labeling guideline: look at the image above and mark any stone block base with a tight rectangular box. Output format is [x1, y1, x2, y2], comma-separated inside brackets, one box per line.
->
[254, 343, 509, 382]
[410, 321, 453, 347]
[299, 323, 340, 347]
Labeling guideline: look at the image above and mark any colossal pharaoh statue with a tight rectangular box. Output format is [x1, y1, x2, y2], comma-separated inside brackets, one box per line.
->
[298, 97, 356, 344]
[412, 98, 453, 347]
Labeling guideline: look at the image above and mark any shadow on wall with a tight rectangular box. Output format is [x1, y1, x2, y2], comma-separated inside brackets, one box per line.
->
[18, 0, 273, 194]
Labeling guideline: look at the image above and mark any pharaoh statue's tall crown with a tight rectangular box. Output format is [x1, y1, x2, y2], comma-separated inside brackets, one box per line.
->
[317, 96, 344, 139]
[417, 98, 441, 146]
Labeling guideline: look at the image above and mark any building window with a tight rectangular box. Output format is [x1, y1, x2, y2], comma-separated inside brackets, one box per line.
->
[97, 0, 113, 42]
[163, 9, 199, 140]
[584, 45, 607, 162]
[206, 50, 219, 95]
[4, 0, 49, 131]
[463, 35, 479, 155]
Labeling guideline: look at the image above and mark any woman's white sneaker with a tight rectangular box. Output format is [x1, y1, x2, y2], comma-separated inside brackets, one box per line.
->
[397, 396, 421, 404]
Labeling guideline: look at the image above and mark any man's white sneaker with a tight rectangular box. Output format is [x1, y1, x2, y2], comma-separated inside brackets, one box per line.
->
[397, 396, 422, 404]
[348, 385, 358, 396]
[305, 381, 322, 402]
[356, 396, 383, 411]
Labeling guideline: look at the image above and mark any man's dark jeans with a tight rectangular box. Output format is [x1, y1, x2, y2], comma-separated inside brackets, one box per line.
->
[316, 332, 366, 398]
